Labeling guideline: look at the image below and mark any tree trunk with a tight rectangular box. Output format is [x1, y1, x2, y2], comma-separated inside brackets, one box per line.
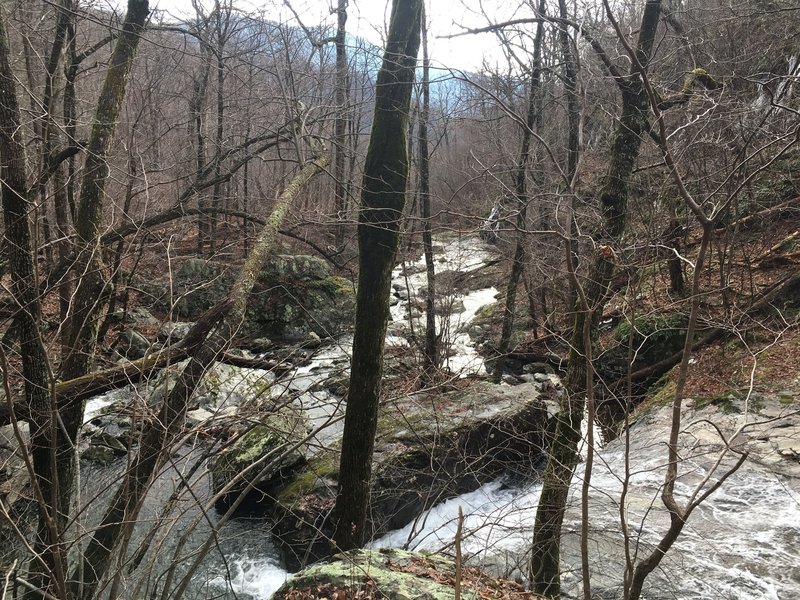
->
[492, 8, 545, 382]
[418, 8, 438, 379]
[530, 2, 663, 597]
[71, 150, 327, 600]
[28, 1, 148, 594]
[332, 0, 422, 552]
[0, 8, 64, 598]
[333, 0, 349, 250]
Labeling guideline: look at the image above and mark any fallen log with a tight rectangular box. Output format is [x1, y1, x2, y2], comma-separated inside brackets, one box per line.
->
[0, 346, 190, 426]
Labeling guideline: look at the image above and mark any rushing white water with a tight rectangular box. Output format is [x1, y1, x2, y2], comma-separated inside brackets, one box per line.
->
[390, 235, 498, 377]
[200, 234, 501, 599]
[77, 233, 800, 600]
[371, 407, 800, 599]
[207, 555, 288, 599]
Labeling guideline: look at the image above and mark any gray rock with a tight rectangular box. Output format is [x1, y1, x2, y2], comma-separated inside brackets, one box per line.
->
[244, 338, 273, 353]
[157, 254, 354, 342]
[158, 321, 194, 343]
[119, 329, 152, 359]
[210, 406, 308, 508]
[274, 549, 484, 600]
[272, 381, 555, 571]
[523, 361, 555, 375]
[127, 307, 159, 327]
[300, 331, 322, 348]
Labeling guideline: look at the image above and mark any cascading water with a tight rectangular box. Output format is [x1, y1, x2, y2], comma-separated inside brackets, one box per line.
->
[75, 233, 800, 600]
[371, 405, 800, 599]
[76, 234, 500, 600]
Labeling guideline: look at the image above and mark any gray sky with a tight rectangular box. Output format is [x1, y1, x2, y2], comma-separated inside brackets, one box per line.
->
[105, 0, 522, 71]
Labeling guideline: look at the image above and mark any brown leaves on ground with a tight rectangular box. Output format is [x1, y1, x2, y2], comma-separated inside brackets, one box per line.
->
[384, 556, 540, 599]
[279, 578, 385, 600]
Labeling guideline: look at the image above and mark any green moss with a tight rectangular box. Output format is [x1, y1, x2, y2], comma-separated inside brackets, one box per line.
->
[695, 393, 741, 414]
[275, 549, 479, 600]
[277, 451, 339, 504]
[612, 312, 688, 366]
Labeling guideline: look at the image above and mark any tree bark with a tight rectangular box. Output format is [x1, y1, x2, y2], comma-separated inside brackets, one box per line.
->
[530, 2, 663, 597]
[30, 1, 148, 595]
[418, 8, 438, 379]
[333, 0, 350, 250]
[492, 8, 545, 382]
[0, 8, 64, 598]
[332, 0, 422, 552]
[71, 149, 327, 600]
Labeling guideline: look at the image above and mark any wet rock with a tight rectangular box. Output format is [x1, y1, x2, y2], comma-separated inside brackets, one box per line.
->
[242, 337, 273, 353]
[523, 362, 555, 375]
[147, 361, 273, 412]
[82, 431, 128, 465]
[118, 329, 152, 359]
[158, 321, 194, 343]
[210, 406, 309, 509]
[271, 381, 556, 571]
[300, 331, 322, 349]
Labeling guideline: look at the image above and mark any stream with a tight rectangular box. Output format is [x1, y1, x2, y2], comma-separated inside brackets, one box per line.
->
[79, 234, 500, 599]
[78, 234, 800, 600]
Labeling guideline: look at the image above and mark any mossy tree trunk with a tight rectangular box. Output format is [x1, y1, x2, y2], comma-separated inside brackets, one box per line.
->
[530, 1, 663, 597]
[0, 8, 64, 598]
[71, 149, 327, 600]
[332, 0, 422, 552]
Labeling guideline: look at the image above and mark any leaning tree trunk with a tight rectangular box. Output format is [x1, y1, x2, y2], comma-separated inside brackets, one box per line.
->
[71, 149, 327, 600]
[0, 8, 64, 599]
[332, 0, 422, 552]
[492, 9, 545, 382]
[530, 1, 662, 597]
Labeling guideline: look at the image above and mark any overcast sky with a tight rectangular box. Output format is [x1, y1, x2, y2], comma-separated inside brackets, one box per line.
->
[105, 0, 522, 72]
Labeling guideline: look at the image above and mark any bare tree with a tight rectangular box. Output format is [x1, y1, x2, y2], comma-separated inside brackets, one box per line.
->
[333, 0, 422, 552]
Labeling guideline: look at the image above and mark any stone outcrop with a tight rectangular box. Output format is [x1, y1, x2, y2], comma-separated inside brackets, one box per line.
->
[273, 548, 539, 599]
[210, 405, 309, 509]
[270, 381, 558, 571]
[143, 254, 355, 342]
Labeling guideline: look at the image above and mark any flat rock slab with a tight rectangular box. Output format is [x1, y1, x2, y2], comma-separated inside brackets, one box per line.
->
[273, 548, 540, 599]
[270, 381, 559, 571]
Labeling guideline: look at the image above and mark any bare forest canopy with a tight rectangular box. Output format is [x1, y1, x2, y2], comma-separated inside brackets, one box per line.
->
[0, 0, 799, 599]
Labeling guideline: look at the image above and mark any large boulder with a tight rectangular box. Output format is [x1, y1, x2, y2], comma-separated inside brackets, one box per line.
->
[270, 381, 558, 571]
[210, 405, 309, 509]
[148, 254, 354, 342]
[272, 548, 535, 600]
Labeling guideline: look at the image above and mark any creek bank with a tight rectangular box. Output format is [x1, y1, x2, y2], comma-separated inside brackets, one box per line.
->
[273, 548, 538, 600]
[210, 405, 309, 509]
[373, 383, 800, 599]
[269, 380, 560, 571]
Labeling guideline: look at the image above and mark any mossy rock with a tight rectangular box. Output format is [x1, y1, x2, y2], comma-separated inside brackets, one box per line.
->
[210, 406, 308, 508]
[695, 392, 744, 414]
[273, 549, 479, 599]
[597, 312, 689, 388]
[274, 548, 536, 600]
[154, 254, 355, 342]
[270, 382, 556, 571]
